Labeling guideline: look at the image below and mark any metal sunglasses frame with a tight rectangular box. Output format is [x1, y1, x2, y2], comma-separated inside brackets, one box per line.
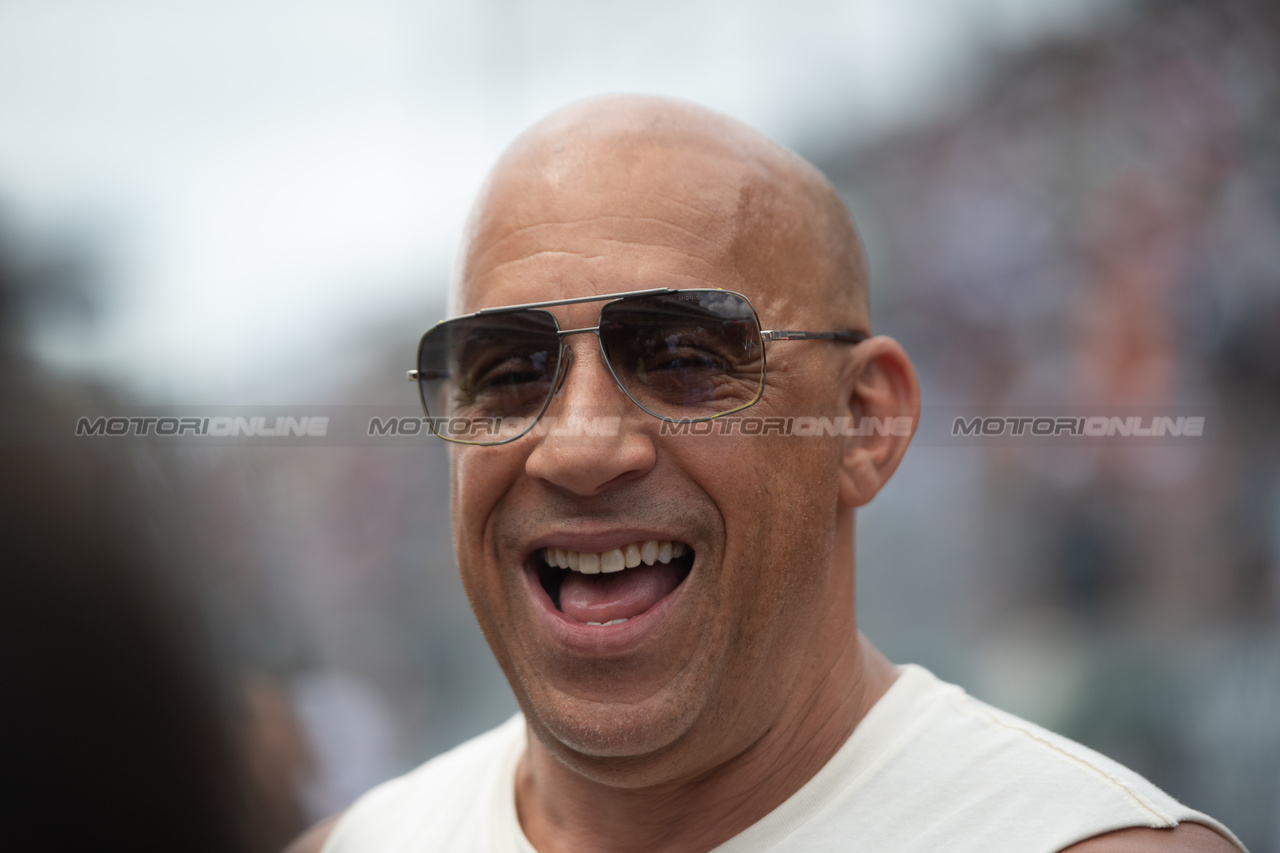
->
[408, 287, 868, 445]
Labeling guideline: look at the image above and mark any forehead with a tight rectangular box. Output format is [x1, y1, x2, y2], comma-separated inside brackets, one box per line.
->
[455, 136, 808, 319]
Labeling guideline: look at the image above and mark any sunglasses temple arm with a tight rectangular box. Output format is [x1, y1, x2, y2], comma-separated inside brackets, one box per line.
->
[761, 330, 868, 343]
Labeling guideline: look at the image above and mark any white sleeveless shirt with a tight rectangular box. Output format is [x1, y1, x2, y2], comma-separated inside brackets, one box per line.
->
[323, 664, 1245, 852]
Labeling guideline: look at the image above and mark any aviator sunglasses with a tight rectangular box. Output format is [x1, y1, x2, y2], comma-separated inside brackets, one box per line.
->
[409, 287, 867, 445]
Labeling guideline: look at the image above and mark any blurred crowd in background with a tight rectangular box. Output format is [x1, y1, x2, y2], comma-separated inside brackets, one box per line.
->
[833, 0, 1280, 845]
[2, 0, 1277, 850]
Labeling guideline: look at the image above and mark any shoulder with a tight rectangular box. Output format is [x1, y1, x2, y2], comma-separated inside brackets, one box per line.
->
[903, 671, 1177, 815]
[1060, 822, 1242, 853]
[873, 666, 1245, 852]
[310, 714, 526, 853]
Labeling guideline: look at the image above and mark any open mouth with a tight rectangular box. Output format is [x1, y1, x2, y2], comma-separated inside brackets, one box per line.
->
[535, 540, 694, 626]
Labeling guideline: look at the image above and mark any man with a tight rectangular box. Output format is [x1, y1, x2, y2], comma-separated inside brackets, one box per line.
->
[290, 96, 1243, 852]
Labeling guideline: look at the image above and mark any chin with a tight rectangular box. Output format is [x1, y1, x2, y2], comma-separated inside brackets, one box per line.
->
[521, 684, 710, 779]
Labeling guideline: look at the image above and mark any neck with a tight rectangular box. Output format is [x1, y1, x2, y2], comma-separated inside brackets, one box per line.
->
[516, 520, 897, 853]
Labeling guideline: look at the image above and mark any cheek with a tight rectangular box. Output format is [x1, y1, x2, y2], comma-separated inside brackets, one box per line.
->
[450, 446, 527, 568]
[721, 436, 842, 605]
[673, 423, 842, 525]
[678, 430, 841, 580]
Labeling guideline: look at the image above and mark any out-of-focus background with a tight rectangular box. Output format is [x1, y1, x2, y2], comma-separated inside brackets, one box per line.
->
[2, 0, 1277, 850]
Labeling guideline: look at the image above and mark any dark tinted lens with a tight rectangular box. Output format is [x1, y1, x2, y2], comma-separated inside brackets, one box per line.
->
[598, 290, 764, 419]
[416, 310, 560, 443]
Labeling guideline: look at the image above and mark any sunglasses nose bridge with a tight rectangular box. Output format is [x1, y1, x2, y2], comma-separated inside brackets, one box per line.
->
[555, 324, 602, 339]
[551, 345, 574, 398]
[545, 327, 633, 410]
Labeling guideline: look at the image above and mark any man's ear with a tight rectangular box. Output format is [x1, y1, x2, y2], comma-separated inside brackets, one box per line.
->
[836, 336, 921, 508]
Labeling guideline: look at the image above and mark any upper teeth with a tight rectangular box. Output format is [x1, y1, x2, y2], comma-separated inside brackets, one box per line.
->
[543, 540, 688, 574]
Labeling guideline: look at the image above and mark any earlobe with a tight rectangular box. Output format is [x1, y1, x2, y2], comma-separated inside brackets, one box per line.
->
[839, 452, 883, 508]
[835, 337, 921, 508]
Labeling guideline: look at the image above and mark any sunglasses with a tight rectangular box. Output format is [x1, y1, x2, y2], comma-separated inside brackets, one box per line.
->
[409, 287, 867, 445]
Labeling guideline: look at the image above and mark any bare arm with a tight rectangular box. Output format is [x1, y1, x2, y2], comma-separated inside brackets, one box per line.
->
[282, 813, 343, 853]
[1061, 822, 1240, 853]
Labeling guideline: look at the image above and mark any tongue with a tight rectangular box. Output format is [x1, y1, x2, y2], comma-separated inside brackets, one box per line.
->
[559, 562, 683, 624]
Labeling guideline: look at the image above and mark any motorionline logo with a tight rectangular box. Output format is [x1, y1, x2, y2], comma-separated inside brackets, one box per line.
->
[951, 415, 1205, 438]
[76, 415, 330, 437]
[368, 416, 622, 438]
[367, 415, 913, 439]
[659, 416, 913, 437]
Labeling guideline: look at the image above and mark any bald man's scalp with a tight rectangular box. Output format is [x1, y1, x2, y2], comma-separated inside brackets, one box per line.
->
[453, 95, 868, 327]
[724, 150, 869, 330]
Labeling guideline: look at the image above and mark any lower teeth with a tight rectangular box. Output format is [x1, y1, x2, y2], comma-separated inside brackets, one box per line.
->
[585, 618, 629, 626]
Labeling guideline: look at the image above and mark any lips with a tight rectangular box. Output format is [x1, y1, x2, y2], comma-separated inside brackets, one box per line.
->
[534, 539, 694, 627]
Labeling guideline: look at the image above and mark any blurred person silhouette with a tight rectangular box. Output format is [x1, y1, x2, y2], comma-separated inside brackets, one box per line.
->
[0, 228, 295, 852]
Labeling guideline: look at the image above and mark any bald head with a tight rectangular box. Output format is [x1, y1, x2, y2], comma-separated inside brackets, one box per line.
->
[453, 96, 868, 329]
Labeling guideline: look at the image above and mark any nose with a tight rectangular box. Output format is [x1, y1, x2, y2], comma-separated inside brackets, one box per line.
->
[524, 336, 656, 497]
